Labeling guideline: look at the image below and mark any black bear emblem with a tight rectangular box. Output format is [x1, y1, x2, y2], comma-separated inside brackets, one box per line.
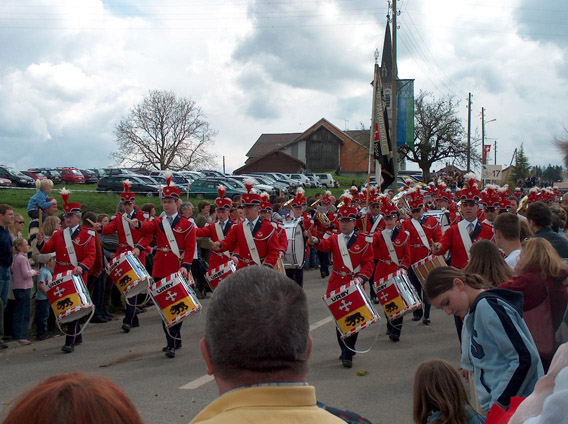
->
[118, 275, 132, 287]
[384, 302, 398, 313]
[57, 298, 73, 310]
[344, 312, 365, 327]
[170, 302, 189, 315]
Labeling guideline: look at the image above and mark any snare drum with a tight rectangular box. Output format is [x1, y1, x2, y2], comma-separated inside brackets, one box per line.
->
[282, 220, 305, 269]
[322, 281, 380, 338]
[373, 270, 422, 320]
[106, 251, 151, 298]
[205, 261, 236, 290]
[411, 254, 448, 288]
[46, 271, 94, 324]
[149, 272, 201, 328]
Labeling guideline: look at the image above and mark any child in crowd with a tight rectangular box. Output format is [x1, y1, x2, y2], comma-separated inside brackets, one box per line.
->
[425, 266, 543, 413]
[413, 359, 486, 424]
[12, 238, 39, 345]
[36, 255, 55, 341]
[27, 179, 56, 219]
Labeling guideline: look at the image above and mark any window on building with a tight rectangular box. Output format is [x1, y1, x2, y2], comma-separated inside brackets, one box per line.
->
[384, 88, 391, 109]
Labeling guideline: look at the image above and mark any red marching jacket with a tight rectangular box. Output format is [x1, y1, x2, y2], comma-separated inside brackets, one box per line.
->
[311, 211, 338, 238]
[195, 219, 236, 272]
[437, 220, 494, 269]
[40, 227, 96, 282]
[102, 210, 152, 266]
[356, 213, 386, 234]
[313, 231, 375, 295]
[273, 222, 288, 255]
[217, 218, 280, 270]
[372, 227, 411, 281]
[401, 216, 442, 264]
[139, 215, 196, 279]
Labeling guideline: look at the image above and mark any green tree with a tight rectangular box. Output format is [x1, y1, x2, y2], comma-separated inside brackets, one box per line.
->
[510, 144, 531, 184]
[398, 91, 479, 183]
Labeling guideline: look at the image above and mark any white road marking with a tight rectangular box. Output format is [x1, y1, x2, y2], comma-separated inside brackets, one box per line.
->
[179, 316, 333, 390]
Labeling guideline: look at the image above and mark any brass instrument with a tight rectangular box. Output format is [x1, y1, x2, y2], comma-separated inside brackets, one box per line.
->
[283, 196, 295, 209]
[517, 195, 529, 217]
[392, 191, 411, 215]
[316, 211, 330, 226]
[310, 198, 321, 208]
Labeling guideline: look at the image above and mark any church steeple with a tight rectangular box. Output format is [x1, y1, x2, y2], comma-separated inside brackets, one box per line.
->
[379, 21, 393, 85]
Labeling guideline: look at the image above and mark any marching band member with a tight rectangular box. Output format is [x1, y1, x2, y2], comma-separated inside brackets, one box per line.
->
[433, 180, 460, 231]
[100, 180, 151, 333]
[308, 192, 374, 368]
[311, 190, 337, 278]
[401, 186, 442, 325]
[195, 185, 236, 275]
[372, 197, 411, 342]
[130, 173, 196, 359]
[36, 189, 96, 354]
[360, 192, 386, 304]
[213, 179, 280, 270]
[480, 184, 500, 229]
[259, 192, 288, 259]
[283, 188, 312, 287]
[432, 174, 494, 269]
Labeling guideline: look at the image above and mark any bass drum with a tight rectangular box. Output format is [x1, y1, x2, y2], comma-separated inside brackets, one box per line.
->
[283, 220, 305, 269]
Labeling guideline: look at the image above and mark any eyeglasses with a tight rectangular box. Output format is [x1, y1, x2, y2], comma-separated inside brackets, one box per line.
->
[16, 221, 24, 224]
[411, 208, 422, 213]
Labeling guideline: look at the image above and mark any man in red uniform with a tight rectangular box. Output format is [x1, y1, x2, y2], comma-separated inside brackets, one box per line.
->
[433, 180, 460, 232]
[309, 192, 374, 368]
[100, 180, 152, 333]
[356, 189, 386, 234]
[480, 184, 500, 229]
[195, 185, 236, 277]
[372, 197, 411, 342]
[213, 179, 280, 270]
[282, 189, 311, 287]
[259, 192, 288, 262]
[401, 186, 442, 325]
[36, 189, 96, 353]
[311, 190, 337, 278]
[131, 174, 196, 358]
[432, 174, 494, 269]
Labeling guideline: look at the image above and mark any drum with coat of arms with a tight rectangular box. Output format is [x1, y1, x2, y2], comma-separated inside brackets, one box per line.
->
[149, 272, 201, 328]
[373, 269, 422, 321]
[45, 271, 94, 324]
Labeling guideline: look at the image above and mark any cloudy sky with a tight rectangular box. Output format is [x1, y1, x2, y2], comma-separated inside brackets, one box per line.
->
[1, 0, 566, 173]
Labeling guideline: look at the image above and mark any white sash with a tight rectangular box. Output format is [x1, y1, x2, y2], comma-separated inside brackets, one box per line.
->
[215, 222, 230, 258]
[371, 215, 383, 232]
[411, 218, 431, 251]
[337, 234, 354, 272]
[122, 214, 135, 248]
[382, 230, 400, 266]
[162, 217, 181, 258]
[458, 220, 474, 260]
[63, 228, 78, 267]
[243, 222, 261, 266]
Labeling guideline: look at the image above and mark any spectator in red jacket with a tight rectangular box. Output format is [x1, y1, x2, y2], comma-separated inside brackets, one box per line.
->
[499, 237, 568, 371]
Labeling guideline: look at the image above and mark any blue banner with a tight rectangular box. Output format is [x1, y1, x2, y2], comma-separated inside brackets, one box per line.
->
[397, 79, 415, 148]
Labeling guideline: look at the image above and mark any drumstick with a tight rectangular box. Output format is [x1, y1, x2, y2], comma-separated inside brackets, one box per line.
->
[87, 218, 96, 226]
[38, 209, 43, 231]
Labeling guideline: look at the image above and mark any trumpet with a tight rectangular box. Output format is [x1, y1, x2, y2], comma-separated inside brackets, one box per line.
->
[517, 195, 529, 217]
[316, 211, 330, 226]
[392, 191, 411, 215]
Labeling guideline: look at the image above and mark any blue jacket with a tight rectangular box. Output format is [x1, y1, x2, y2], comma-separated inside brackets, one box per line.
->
[461, 289, 543, 412]
[27, 190, 52, 212]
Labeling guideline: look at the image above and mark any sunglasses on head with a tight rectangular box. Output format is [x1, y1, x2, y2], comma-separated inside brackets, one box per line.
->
[16, 220, 24, 224]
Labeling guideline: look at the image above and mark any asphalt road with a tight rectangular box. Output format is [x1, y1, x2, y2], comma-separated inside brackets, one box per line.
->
[0, 269, 461, 423]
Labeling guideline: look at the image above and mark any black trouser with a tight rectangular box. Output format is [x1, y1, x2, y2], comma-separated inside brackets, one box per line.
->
[336, 329, 358, 362]
[285, 268, 304, 288]
[387, 317, 404, 337]
[65, 319, 82, 346]
[368, 259, 379, 300]
[409, 268, 430, 320]
[163, 322, 182, 349]
[318, 251, 330, 274]
[123, 297, 139, 327]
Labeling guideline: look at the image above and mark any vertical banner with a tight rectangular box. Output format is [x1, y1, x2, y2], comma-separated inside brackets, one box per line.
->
[396, 79, 415, 148]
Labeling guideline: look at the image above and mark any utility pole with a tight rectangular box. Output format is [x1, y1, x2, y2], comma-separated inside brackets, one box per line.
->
[391, 0, 399, 191]
[481, 107, 485, 165]
[466, 92, 472, 172]
[494, 140, 497, 165]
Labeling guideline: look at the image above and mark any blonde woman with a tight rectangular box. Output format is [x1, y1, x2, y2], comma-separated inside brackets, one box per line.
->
[8, 213, 25, 241]
[499, 237, 568, 371]
[27, 179, 56, 219]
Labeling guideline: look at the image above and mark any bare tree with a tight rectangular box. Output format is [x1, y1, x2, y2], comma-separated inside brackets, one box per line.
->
[398, 91, 480, 182]
[554, 127, 568, 169]
[112, 90, 217, 170]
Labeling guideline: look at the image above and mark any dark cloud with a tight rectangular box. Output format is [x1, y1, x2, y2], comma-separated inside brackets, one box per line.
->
[514, 0, 568, 47]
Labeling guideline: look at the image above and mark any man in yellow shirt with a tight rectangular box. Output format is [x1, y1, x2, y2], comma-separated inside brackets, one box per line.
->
[190, 266, 346, 424]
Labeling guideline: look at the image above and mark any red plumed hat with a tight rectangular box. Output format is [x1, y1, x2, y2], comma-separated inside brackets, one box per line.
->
[215, 185, 232, 209]
[456, 172, 481, 202]
[291, 187, 306, 208]
[241, 178, 261, 205]
[161, 171, 180, 199]
[406, 187, 425, 210]
[60, 188, 81, 214]
[338, 192, 357, 220]
[321, 190, 333, 204]
[259, 192, 273, 211]
[380, 195, 398, 216]
[121, 179, 136, 202]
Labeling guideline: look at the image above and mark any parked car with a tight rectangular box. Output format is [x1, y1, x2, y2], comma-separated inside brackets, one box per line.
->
[149, 175, 190, 195]
[149, 170, 192, 185]
[247, 174, 288, 192]
[57, 167, 85, 184]
[21, 170, 46, 181]
[315, 173, 337, 188]
[306, 175, 322, 188]
[250, 173, 292, 189]
[30, 168, 62, 183]
[228, 175, 275, 194]
[97, 174, 162, 196]
[0, 166, 35, 187]
[0, 177, 12, 188]
[189, 178, 246, 200]
[286, 173, 310, 187]
[79, 169, 98, 184]
[90, 169, 107, 179]
[198, 169, 226, 178]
